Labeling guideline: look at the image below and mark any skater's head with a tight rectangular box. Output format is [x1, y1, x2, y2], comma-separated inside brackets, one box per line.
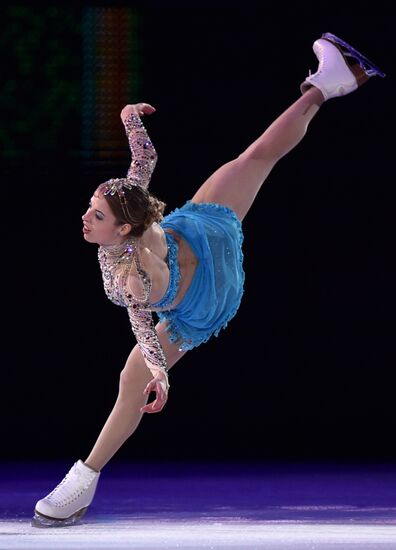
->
[82, 179, 166, 246]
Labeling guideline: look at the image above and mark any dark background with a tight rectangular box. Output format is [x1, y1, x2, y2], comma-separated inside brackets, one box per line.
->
[1, 5, 395, 464]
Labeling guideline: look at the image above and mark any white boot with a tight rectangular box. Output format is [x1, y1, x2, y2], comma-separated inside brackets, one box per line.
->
[32, 460, 100, 527]
[301, 38, 359, 100]
[300, 33, 385, 101]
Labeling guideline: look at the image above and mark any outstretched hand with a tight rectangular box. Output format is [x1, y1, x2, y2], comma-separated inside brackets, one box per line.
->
[120, 103, 156, 124]
[140, 374, 169, 414]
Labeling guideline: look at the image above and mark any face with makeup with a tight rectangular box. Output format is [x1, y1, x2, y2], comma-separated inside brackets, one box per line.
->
[82, 191, 131, 246]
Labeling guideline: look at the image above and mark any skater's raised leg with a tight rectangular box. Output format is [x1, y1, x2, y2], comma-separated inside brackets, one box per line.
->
[191, 34, 385, 222]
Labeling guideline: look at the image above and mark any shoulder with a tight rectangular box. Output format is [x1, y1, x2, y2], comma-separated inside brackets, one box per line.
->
[140, 223, 168, 261]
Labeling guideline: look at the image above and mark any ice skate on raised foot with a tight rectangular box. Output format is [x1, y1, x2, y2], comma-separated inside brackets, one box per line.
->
[31, 460, 100, 528]
[301, 32, 385, 100]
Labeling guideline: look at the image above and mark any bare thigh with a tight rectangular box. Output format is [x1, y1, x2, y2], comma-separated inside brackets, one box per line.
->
[190, 154, 276, 221]
[190, 89, 324, 221]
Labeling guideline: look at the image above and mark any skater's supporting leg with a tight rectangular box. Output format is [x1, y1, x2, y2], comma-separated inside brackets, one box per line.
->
[84, 322, 186, 472]
[33, 322, 185, 525]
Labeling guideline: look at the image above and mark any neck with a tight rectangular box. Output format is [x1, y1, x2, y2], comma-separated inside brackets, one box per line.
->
[101, 235, 137, 252]
[138, 223, 155, 248]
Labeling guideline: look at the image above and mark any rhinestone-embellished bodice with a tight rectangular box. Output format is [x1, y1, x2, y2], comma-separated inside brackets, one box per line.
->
[98, 241, 151, 308]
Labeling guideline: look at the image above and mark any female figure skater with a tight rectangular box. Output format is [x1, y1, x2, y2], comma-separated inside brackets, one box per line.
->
[32, 33, 384, 527]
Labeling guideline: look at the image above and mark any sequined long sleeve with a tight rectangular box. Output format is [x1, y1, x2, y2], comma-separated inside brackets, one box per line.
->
[124, 113, 158, 188]
[127, 305, 169, 384]
[98, 243, 169, 387]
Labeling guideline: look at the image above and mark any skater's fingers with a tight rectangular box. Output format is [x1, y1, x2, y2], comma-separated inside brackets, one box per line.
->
[141, 376, 168, 413]
[143, 381, 153, 395]
[143, 378, 159, 395]
[148, 394, 166, 414]
[143, 378, 167, 396]
[141, 387, 167, 414]
[140, 103, 156, 115]
[141, 400, 162, 414]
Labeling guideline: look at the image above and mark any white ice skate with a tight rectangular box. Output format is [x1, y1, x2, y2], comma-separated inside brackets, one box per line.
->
[301, 32, 385, 100]
[32, 459, 100, 528]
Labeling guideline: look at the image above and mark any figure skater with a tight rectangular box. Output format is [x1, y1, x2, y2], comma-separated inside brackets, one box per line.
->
[32, 33, 385, 527]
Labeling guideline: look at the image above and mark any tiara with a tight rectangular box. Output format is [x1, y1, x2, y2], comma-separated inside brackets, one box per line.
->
[101, 178, 137, 197]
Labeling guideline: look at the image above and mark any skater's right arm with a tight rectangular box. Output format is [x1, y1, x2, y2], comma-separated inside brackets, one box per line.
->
[127, 304, 169, 414]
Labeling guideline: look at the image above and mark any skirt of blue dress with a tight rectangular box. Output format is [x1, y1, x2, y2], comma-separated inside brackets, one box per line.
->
[157, 201, 245, 351]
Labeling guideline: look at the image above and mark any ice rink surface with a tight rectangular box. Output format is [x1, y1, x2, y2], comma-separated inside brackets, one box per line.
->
[1, 461, 396, 549]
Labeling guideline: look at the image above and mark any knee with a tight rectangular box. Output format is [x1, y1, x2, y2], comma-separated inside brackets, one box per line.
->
[235, 150, 263, 171]
[223, 155, 255, 177]
[235, 152, 268, 178]
[237, 148, 278, 178]
[239, 142, 280, 165]
[119, 367, 132, 392]
[119, 363, 150, 396]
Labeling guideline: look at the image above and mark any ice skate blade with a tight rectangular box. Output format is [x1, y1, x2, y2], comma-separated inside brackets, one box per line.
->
[31, 506, 88, 528]
[322, 32, 386, 78]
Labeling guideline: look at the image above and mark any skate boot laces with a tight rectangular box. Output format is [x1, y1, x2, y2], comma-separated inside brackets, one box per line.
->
[45, 463, 97, 508]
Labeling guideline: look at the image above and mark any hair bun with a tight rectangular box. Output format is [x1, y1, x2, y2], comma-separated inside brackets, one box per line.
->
[144, 195, 166, 230]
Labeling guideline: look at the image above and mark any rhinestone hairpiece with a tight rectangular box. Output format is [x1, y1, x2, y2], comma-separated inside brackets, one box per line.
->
[101, 178, 137, 222]
[102, 178, 137, 197]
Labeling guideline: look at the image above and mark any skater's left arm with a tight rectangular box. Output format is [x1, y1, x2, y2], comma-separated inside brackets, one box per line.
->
[120, 103, 158, 189]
